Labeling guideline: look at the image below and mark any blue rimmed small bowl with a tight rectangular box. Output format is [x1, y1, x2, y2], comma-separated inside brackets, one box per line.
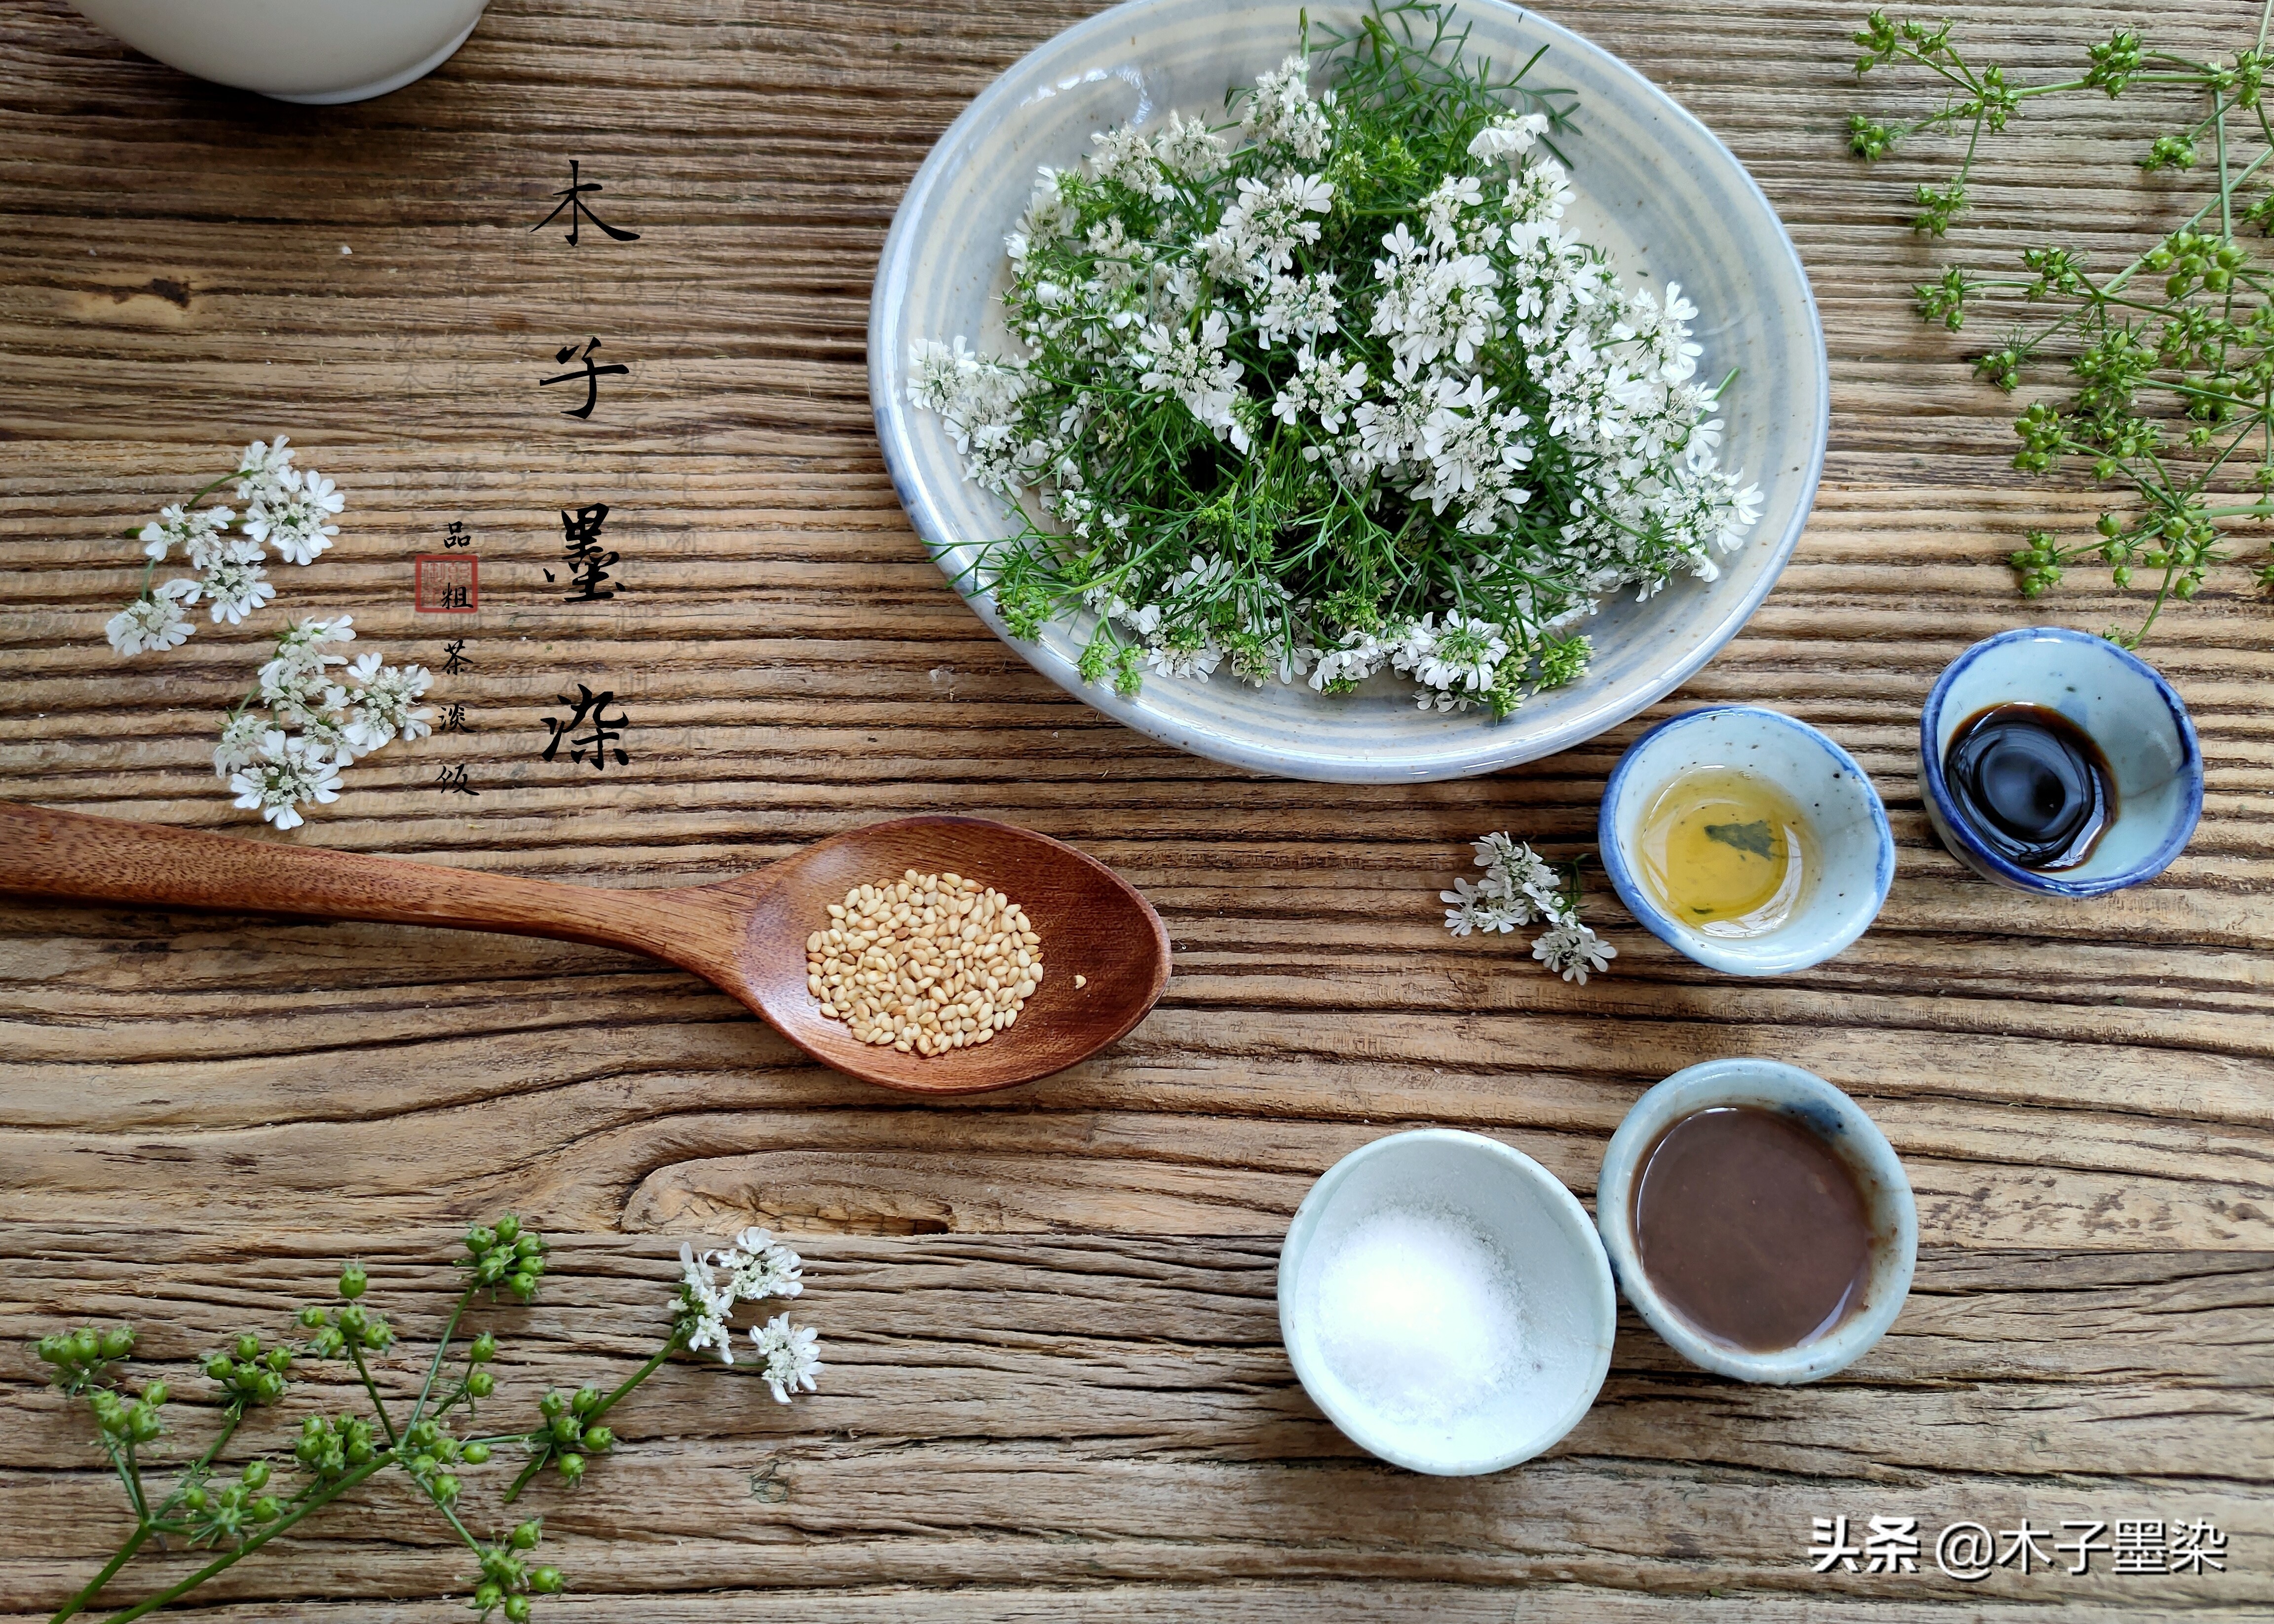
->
[1598, 705, 1895, 976]
[1596, 1059, 1917, 1385]
[1919, 627, 2202, 898]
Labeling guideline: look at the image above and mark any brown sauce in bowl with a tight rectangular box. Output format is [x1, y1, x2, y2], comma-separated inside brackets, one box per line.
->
[1631, 1106, 1874, 1353]
[1943, 703, 2116, 870]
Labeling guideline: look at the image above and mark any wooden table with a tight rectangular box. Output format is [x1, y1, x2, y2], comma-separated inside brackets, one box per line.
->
[4, 0, 2269, 1617]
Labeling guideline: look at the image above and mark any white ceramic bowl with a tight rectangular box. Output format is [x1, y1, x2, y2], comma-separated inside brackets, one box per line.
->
[1596, 1059, 1917, 1384]
[1918, 626, 2203, 898]
[1277, 1129, 1615, 1475]
[871, 0, 1828, 783]
[1598, 704, 1894, 976]
[72, 0, 488, 104]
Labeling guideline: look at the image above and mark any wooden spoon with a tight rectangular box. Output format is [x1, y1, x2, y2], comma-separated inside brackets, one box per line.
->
[0, 801, 1170, 1097]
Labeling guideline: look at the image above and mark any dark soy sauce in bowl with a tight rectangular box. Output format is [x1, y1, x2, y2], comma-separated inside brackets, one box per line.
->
[1631, 1106, 1874, 1353]
[1943, 703, 2116, 870]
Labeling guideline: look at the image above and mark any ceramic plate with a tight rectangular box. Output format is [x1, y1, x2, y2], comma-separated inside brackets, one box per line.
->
[870, 0, 1828, 783]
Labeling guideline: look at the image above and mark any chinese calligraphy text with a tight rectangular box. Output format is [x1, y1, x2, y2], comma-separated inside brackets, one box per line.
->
[539, 338, 628, 420]
[530, 158, 640, 246]
[541, 683, 630, 771]
[414, 554, 478, 613]
[546, 503, 619, 602]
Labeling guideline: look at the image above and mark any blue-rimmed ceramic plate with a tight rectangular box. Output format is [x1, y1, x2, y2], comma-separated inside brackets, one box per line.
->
[870, 0, 1829, 783]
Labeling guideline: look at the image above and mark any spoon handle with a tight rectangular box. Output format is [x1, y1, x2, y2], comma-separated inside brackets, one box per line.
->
[0, 800, 683, 960]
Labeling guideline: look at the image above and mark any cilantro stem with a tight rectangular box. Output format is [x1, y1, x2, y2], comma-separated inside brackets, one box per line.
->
[91, 1456, 388, 1624]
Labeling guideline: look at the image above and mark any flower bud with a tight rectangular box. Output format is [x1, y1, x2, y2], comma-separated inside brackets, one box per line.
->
[467, 1370, 495, 1400]
[582, 1426, 613, 1454]
[531, 1566, 563, 1594]
[511, 1519, 543, 1550]
[463, 1441, 492, 1465]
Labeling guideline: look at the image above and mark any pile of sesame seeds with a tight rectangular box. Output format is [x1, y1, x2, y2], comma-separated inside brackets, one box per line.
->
[805, 869, 1045, 1057]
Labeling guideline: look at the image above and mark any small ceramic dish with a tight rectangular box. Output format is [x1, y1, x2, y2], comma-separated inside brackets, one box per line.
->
[71, 0, 487, 103]
[1596, 1058, 1917, 1384]
[1598, 705, 1894, 976]
[1918, 626, 2202, 898]
[871, 0, 1828, 783]
[1278, 1129, 1615, 1476]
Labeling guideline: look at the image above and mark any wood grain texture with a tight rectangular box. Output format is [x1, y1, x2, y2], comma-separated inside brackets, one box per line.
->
[0, 805, 1173, 1093]
[0, 0, 2269, 1617]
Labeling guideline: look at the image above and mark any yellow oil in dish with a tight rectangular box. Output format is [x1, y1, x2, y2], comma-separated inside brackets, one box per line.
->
[1636, 768, 1815, 938]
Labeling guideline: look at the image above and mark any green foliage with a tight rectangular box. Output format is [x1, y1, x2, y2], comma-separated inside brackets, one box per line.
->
[1847, 5, 2274, 642]
[33, 1216, 717, 1624]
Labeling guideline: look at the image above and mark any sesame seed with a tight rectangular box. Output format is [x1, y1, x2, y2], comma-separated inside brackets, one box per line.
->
[806, 868, 1044, 1059]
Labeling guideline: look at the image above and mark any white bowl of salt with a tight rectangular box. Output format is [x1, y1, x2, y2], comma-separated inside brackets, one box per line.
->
[1278, 1129, 1617, 1475]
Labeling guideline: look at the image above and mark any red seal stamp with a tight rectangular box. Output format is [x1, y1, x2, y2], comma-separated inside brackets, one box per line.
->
[414, 554, 479, 613]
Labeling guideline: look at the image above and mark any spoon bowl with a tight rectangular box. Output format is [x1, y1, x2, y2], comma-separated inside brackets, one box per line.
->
[0, 803, 1170, 1096]
[720, 815, 1170, 1093]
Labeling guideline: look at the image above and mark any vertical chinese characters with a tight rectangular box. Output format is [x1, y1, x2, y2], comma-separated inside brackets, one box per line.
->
[541, 684, 631, 771]
[531, 159, 641, 246]
[545, 504, 620, 602]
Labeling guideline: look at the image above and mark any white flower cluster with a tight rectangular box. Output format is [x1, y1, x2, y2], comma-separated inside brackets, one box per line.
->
[102, 439, 434, 830]
[108, 437, 344, 656]
[676, 1227, 824, 1404]
[216, 617, 435, 831]
[908, 34, 1766, 719]
[1441, 831, 1616, 984]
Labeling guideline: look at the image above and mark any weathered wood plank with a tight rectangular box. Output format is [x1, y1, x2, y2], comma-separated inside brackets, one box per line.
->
[1, 1233, 2267, 1615]
[2, 0, 2270, 1616]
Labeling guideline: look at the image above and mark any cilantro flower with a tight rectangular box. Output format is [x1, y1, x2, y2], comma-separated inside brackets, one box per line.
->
[749, 1315, 823, 1405]
[198, 541, 276, 625]
[245, 466, 344, 565]
[341, 654, 435, 753]
[228, 730, 342, 831]
[907, 21, 1761, 717]
[1444, 831, 1615, 984]
[105, 578, 198, 657]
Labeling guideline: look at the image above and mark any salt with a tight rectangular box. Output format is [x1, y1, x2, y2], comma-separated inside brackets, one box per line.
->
[1306, 1204, 1525, 1426]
